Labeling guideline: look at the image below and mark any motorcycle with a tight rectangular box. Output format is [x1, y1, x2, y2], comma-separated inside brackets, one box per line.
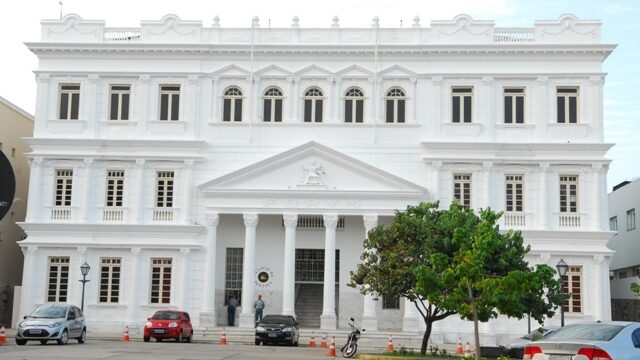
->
[340, 317, 365, 358]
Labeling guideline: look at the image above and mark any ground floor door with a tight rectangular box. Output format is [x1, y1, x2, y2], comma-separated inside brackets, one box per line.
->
[294, 249, 339, 328]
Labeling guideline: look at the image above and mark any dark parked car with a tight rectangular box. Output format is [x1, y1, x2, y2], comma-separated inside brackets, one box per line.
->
[143, 310, 193, 343]
[16, 303, 86, 345]
[523, 321, 640, 360]
[255, 315, 299, 346]
[501, 325, 560, 358]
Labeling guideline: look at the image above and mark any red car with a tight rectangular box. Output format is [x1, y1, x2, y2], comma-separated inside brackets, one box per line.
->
[143, 310, 193, 343]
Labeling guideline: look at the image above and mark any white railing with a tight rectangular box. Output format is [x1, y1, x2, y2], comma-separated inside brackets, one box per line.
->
[104, 28, 141, 42]
[153, 208, 175, 223]
[504, 212, 527, 228]
[102, 207, 126, 222]
[51, 207, 73, 221]
[493, 28, 535, 43]
[559, 213, 581, 228]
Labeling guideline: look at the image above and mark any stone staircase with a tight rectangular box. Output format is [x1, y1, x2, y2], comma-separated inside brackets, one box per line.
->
[295, 284, 323, 328]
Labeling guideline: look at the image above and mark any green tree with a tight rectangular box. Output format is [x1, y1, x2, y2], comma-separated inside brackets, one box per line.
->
[349, 202, 563, 357]
[631, 267, 640, 298]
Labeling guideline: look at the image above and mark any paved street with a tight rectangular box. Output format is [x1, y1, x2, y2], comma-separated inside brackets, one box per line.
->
[0, 340, 337, 359]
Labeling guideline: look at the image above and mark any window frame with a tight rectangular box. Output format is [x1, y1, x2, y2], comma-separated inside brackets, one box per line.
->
[344, 87, 365, 123]
[303, 87, 324, 123]
[503, 87, 525, 124]
[54, 169, 74, 207]
[105, 170, 125, 207]
[47, 257, 70, 302]
[262, 87, 283, 122]
[505, 174, 524, 212]
[451, 86, 473, 123]
[609, 216, 618, 232]
[225, 248, 244, 306]
[223, 86, 244, 122]
[561, 265, 583, 314]
[99, 257, 121, 303]
[159, 84, 181, 121]
[382, 296, 400, 310]
[627, 209, 636, 231]
[453, 174, 472, 208]
[58, 84, 81, 120]
[385, 87, 406, 123]
[559, 175, 579, 213]
[155, 171, 174, 208]
[149, 258, 172, 304]
[108, 84, 131, 121]
[556, 86, 579, 124]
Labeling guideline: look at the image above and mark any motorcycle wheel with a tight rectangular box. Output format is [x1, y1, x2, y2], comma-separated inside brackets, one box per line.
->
[342, 343, 357, 358]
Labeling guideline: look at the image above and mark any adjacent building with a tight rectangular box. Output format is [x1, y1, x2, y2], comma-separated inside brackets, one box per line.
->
[19, 13, 615, 343]
[0, 96, 33, 327]
[608, 179, 640, 321]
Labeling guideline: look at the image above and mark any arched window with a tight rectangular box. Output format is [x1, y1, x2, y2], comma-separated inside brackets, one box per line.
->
[223, 87, 243, 122]
[385, 87, 406, 123]
[344, 87, 364, 123]
[263, 87, 283, 122]
[303, 87, 324, 123]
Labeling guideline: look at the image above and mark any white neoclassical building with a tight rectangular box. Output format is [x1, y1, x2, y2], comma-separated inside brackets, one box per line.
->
[19, 13, 616, 343]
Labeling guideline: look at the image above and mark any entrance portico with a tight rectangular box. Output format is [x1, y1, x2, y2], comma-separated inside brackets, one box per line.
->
[199, 142, 427, 329]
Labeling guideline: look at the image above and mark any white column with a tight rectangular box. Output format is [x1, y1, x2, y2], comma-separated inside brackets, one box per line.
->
[288, 77, 295, 122]
[593, 255, 605, 321]
[239, 212, 259, 328]
[431, 161, 442, 203]
[26, 158, 43, 222]
[331, 78, 339, 122]
[538, 163, 549, 229]
[402, 297, 419, 332]
[87, 75, 99, 137]
[68, 247, 87, 306]
[82, 159, 94, 223]
[179, 248, 190, 309]
[182, 160, 194, 225]
[137, 75, 150, 134]
[75, 247, 88, 307]
[591, 164, 603, 231]
[211, 76, 220, 122]
[412, 77, 418, 122]
[292, 78, 300, 122]
[135, 160, 146, 224]
[34, 74, 50, 136]
[126, 247, 141, 325]
[200, 213, 219, 326]
[483, 162, 493, 209]
[361, 214, 378, 331]
[321, 213, 338, 330]
[282, 213, 298, 317]
[19, 246, 37, 319]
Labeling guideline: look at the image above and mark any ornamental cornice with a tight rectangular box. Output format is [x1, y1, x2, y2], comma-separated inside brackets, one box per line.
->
[18, 222, 207, 236]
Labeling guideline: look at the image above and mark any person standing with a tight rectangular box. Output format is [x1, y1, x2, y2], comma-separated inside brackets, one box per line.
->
[254, 294, 265, 325]
[227, 293, 238, 326]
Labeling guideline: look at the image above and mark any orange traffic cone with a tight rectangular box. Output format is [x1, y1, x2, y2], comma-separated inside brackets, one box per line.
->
[220, 328, 228, 345]
[386, 334, 394, 352]
[122, 326, 130, 342]
[465, 341, 472, 355]
[326, 336, 336, 357]
[456, 337, 463, 355]
[0, 326, 7, 345]
[309, 331, 316, 348]
[320, 334, 327, 348]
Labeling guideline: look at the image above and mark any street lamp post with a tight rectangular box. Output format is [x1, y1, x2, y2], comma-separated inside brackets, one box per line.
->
[556, 259, 569, 327]
[79, 262, 91, 312]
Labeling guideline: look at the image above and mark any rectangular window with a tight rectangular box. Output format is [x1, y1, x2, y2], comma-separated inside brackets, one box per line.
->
[561, 266, 582, 313]
[225, 248, 243, 305]
[150, 258, 172, 304]
[109, 85, 131, 120]
[99, 257, 121, 303]
[609, 216, 618, 231]
[504, 88, 525, 124]
[505, 175, 524, 212]
[47, 257, 70, 302]
[55, 170, 73, 206]
[59, 84, 80, 120]
[159, 85, 180, 121]
[559, 175, 578, 213]
[452, 87, 473, 123]
[453, 174, 472, 207]
[619, 271, 628, 279]
[557, 87, 578, 123]
[382, 297, 400, 310]
[105, 170, 125, 207]
[627, 209, 636, 231]
[155, 171, 174, 208]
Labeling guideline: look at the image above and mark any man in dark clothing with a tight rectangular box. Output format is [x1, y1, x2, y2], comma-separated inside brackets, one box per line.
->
[227, 293, 238, 326]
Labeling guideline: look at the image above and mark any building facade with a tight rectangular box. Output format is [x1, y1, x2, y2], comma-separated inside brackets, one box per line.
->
[20, 13, 615, 343]
[0, 96, 33, 327]
[608, 179, 640, 321]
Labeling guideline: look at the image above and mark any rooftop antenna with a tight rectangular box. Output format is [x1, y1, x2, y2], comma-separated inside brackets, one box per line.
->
[59, 1, 63, 19]
[400, 19, 403, 28]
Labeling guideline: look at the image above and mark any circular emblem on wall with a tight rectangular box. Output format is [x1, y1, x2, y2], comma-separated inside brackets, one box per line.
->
[255, 266, 274, 288]
[0, 151, 16, 221]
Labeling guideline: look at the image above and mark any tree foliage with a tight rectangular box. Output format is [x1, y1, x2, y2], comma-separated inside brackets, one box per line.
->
[349, 202, 563, 357]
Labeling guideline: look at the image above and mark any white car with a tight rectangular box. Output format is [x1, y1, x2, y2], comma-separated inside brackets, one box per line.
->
[16, 303, 86, 345]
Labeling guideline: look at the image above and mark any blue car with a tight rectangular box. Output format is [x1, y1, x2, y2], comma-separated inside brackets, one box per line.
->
[16, 303, 86, 345]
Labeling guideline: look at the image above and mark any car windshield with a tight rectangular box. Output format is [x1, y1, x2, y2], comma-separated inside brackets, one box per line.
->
[260, 316, 294, 325]
[30, 306, 67, 319]
[152, 311, 180, 320]
[545, 324, 624, 342]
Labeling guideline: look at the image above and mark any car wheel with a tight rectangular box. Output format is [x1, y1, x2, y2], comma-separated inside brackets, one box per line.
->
[143, 337, 150, 342]
[255, 339, 261, 345]
[40, 340, 48, 345]
[156, 338, 162, 342]
[177, 331, 183, 343]
[57, 329, 69, 345]
[77, 328, 86, 344]
[185, 334, 192, 343]
[16, 339, 27, 345]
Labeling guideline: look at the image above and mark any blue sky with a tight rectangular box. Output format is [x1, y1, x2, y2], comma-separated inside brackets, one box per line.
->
[0, 0, 637, 189]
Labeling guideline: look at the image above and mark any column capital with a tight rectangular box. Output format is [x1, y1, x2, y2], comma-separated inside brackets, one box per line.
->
[76, 246, 87, 254]
[592, 163, 603, 172]
[483, 161, 493, 169]
[283, 213, 298, 228]
[593, 254, 605, 263]
[539, 162, 550, 171]
[431, 160, 442, 169]
[363, 214, 378, 231]
[323, 214, 339, 229]
[21, 245, 38, 255]
[205, 212, 219, 226]
[130, 247, 141, 255]
[535, 76, 549, 84]
[139, 74, 150, 82]
[135, 159, 146, 167]
[180, 248, 191, 256]
[539, 253, 551, 262]
[243, 212, 259, 227]
[83, 158, 94, 167]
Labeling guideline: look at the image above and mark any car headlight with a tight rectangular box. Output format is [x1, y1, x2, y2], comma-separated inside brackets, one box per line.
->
[48, 322, 62, 328]
[18, 322, 25, 328]
[145, 322, 153, 328]
[256, 326, 266, 332]
[282, 327, 293, 332]
[168, 322, 178, 328]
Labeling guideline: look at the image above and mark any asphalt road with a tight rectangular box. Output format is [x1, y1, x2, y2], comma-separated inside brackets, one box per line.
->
[0, 340, 340, 359]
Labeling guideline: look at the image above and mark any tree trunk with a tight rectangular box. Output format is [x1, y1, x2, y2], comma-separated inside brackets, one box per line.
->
[468, 284, 481, 360]
[420, 320, 432, 355]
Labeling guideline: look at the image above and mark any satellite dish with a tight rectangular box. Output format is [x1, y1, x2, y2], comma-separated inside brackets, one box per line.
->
[0, 150, 16, 221]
